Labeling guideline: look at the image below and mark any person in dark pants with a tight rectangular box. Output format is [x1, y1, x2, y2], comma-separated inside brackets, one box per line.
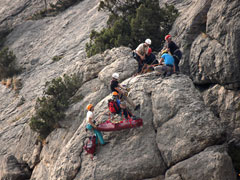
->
[164, 35, 182, 73]
[141, 48, 159, 73]
[145, 48, 158, 65]
[132, 39, 152, 74]
[110, 73, 140, 111]
[154, 50, 175, 77]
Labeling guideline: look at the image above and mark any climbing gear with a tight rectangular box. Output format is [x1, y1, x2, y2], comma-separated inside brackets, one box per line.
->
[165, 34, 171, 40]
[121, 85, 130, 97]
[112, 73, 119, 79]
[112, 91, 118, 96]
[86, 104, 93, 111]
[108, 99, 121, 114]
[84, 135, 97, 160]
[145, 39, 151, 45]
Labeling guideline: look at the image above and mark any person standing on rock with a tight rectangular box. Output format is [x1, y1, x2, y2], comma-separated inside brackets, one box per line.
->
[164, 35, 182, 73]
[132, 39, 152, 74]
[85, 104, 108, 145]
[110, 73, 140, 111]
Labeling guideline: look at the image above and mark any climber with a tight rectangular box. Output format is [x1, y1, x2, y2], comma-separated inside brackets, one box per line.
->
[141, 48, 159, 73]
[145, 48, 158, 65]
[164, 34, 182, 73]
[132, 38, 152, 74]
[154, 50, 175, 77]
[110, 72, 140, 111]
[85, 104, 108, 145]
[109, 91, 133, 119]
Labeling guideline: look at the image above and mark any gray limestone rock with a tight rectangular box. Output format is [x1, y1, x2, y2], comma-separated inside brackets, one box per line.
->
[0, 155, 31, 180]
[153, 75, 225, 167]
[170, 0, 240, 89]
[165, 145, 236, 180]
[202, 84, 240, 133]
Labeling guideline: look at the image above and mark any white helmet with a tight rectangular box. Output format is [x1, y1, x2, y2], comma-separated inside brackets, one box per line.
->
[112, 73, 119, 79]
[145, 39, 151, 45]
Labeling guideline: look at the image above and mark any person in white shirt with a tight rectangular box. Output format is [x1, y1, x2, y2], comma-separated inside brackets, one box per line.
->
[133, 39, 151, 73]
[85, 104, 107, 145]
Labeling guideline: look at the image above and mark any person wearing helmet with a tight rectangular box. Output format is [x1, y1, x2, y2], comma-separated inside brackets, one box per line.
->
[164, 34, 182, 73]
[111, 92, 133, 119]
[110, 73, 140, 111]
[86, 104, 108, 145]
[141, 47, 159, 73]
[154, 50, 175, 77]
[133, 39, 152, 73]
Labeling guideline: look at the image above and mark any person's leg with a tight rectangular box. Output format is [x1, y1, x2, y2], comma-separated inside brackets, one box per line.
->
[174, 56, 180, 72]
[154, 65, 164, 75]
[135, 55, 143, 73]
[166, 66, 173, 76]
[93, 129, 105, 145]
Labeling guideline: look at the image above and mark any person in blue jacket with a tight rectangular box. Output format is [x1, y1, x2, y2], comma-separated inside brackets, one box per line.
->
[154, 50, 175, 77]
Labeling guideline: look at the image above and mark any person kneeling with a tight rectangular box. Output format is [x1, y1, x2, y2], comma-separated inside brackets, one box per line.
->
[154, 50, 175, 77]
[109, 92, 133, 121]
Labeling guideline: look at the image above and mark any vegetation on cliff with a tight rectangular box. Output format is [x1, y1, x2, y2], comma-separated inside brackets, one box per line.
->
[86, 0, 178, 57]
[0, 47, 21, 80]
[29, 74, 82, 139]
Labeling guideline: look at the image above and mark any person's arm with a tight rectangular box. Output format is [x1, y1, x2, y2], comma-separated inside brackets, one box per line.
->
[118, 83, 125, 90]
[88, 116, 97, 129]
[159, 58, 164, 65]
[136, 50, 145, 60]
[136, 44, 145, 60]
[114, 87, 123, 95]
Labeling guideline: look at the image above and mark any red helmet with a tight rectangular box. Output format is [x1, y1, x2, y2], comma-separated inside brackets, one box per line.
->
[165, 34, 171, 40]
[148, 48, 152, 55]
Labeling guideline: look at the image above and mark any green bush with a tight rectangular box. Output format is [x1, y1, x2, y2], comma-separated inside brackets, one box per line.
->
[0, 47, 21, 80]
[86, 0, 179, 57]
[29, 73, 82, 139]
[52, 55, 63, 62]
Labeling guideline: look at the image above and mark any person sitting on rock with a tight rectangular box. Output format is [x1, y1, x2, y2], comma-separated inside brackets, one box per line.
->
[145, 48, 158, 65]
[85, 104, 108, 145]
[164, 34, 182, 73]
[111, 91, 133, 119]
[110, 72, 140, 111]
[141, 48, 159, 73]
[154, 50, 175, 77]
[132, 39, 152, 74]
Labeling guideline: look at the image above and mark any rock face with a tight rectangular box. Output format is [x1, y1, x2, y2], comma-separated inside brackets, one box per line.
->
[0, 155, 31, 180]
[165, 145, 236, 180]
[0, 0, 239, 179]
[201, 85, 240, 134]
[170, 0, 240, 90]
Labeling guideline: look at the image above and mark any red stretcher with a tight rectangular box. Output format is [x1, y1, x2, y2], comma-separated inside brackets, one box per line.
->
[96, 117, 143, 131]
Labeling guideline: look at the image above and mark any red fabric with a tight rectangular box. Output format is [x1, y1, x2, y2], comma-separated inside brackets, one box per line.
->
[84, 135, 96, 156]
[97, 118, 143, 131]
[108, 100, 120, 114]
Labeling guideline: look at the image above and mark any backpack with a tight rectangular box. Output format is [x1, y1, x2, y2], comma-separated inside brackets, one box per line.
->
[84, 135, 96, 159]
[108, 99, 121, 114]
